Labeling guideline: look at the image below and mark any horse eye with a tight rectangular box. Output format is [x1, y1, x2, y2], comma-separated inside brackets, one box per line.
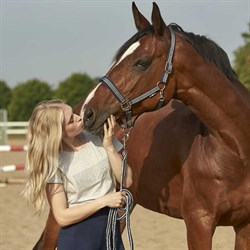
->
[134, 59, 150, 70]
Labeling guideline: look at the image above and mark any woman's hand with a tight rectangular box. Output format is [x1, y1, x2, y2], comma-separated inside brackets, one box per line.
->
[100, 191, 126, 208]
[103, 115, 116, 151]
[102, 115, 133, 188]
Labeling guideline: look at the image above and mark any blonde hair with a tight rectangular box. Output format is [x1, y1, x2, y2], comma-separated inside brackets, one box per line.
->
[23, 100, 65, 213]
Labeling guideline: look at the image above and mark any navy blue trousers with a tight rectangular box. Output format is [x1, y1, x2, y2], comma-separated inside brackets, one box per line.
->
[57, 207, 124, 250]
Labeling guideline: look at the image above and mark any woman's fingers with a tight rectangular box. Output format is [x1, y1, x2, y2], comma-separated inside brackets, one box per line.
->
[107, 192, 126, 208]
[103, 115, 116, 149]
[106, 115, 115, 135]
[119, 192, 127, 207]
[110, 115, 116, 127]
[103, 119, 112, 135]
[107, 118, 112, 132]
[103, 121, 108, 134]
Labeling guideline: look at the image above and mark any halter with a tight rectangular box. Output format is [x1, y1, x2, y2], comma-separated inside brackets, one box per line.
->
[103, 24, 176, 250]
[100, 24, 176, 129]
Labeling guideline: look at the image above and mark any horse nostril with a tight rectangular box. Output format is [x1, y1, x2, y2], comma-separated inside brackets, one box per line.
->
[85, 108, 93, 120]
[84, 108, 95, 128]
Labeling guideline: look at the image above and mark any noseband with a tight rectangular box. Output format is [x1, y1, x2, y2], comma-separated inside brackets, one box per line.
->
[100, 24, 176, 129]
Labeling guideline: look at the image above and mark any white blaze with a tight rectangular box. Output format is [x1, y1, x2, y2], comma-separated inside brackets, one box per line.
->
[115, 41, 140, 67]
[80, 83, 101, 117]
[81, 41, 140, 118]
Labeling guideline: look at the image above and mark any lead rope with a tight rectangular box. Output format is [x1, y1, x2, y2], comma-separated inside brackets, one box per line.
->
[106, 129, 134, 250]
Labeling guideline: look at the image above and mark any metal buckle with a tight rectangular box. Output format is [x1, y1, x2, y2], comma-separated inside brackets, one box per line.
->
[121, 100, 132, 111]
[166, 62, 172, 74]
[157, 81, 166, 91]
[122, 129, 131, 147]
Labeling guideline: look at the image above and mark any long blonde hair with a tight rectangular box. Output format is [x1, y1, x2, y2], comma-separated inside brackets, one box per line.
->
[23, 100, 65, 213]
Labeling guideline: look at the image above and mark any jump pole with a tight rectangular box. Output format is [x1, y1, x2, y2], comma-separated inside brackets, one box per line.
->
[0, 145, 28, 152]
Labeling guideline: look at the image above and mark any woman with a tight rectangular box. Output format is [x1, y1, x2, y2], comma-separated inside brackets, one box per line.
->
[23, 99, 132, 250]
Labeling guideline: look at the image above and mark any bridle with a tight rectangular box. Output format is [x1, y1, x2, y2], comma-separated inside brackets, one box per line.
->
[99, 24, 176, 130]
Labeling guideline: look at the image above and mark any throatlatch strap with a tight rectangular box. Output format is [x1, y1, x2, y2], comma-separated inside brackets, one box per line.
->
[161, 25, 175, 83]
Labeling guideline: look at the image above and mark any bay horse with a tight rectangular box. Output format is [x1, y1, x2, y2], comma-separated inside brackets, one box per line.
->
[81, 2, 250, 250]
[33, 2, 250, 250]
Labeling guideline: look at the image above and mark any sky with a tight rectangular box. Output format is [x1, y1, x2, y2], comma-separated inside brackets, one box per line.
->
[1, 0, 250, 88]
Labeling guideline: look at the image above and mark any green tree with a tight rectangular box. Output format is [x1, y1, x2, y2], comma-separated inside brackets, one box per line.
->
[233, 23, 250, 90]
[8, 79, 52, 121]
[0, 80, 12, 109]
[53, 72, 95, 107]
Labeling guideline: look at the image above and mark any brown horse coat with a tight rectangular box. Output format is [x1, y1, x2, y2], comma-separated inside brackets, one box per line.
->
[34, 3, 250, 250]
[81, 3, 250, 250]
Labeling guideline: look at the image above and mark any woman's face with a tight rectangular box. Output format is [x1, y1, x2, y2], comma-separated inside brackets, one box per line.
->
[62, 104, 83, 138]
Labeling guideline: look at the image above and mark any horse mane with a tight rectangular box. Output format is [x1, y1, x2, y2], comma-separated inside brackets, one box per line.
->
[170, 24, 238, 82]
[114, 24, 238, 82]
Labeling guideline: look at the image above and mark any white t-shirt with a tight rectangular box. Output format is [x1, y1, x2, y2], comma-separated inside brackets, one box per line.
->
[48, 131, 123, 207]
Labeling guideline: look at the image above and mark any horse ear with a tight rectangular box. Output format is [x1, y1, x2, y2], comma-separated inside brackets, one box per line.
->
[132, 2, 150, 30]
[151, 2, 166, 36]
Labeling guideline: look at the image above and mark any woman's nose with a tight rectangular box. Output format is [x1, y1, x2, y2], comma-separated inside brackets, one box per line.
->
[75, 114, 82, 122]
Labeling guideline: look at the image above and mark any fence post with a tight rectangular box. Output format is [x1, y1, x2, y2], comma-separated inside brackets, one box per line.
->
[0, 109, 8, 145]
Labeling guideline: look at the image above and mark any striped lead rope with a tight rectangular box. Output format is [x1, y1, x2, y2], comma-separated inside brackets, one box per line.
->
[106, 138, 134, 250]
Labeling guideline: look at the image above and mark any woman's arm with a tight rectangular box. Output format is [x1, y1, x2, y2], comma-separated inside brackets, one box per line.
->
[46, 184, 124, 227]
[103, 115, 133, 188]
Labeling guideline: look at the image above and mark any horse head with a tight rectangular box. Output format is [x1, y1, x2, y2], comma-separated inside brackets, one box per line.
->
[82, 2, 179, 134]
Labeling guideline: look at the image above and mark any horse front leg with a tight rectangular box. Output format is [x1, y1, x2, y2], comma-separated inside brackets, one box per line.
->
[32, 232, 44, 250]
[234, 222, 250, 250]
[182, 207, 216, 250]
[33, 209, 60, 250]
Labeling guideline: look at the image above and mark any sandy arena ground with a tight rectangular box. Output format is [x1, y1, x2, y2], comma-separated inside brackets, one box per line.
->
[0, 136, 235, 250]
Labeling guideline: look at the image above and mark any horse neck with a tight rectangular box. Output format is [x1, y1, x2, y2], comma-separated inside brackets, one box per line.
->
[174, 61, 250, 158]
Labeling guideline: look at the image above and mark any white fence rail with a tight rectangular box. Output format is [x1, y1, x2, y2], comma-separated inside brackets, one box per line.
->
[0, 121, 29, 135]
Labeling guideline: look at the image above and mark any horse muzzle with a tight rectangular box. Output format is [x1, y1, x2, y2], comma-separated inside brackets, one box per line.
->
[83, 107, 109, 135]
[83, 108, 95, 129]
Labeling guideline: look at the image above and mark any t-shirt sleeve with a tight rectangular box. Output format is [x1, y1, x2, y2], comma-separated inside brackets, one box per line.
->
[113, 137, 123, 152]
[47, 168, 63, 184]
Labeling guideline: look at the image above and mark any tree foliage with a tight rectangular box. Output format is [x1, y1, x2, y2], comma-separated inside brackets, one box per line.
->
[8, 79, 52, 121]
[233, 22, 250, 90]
[53, 72, 95, 107]
[0, 80, 12, 109]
